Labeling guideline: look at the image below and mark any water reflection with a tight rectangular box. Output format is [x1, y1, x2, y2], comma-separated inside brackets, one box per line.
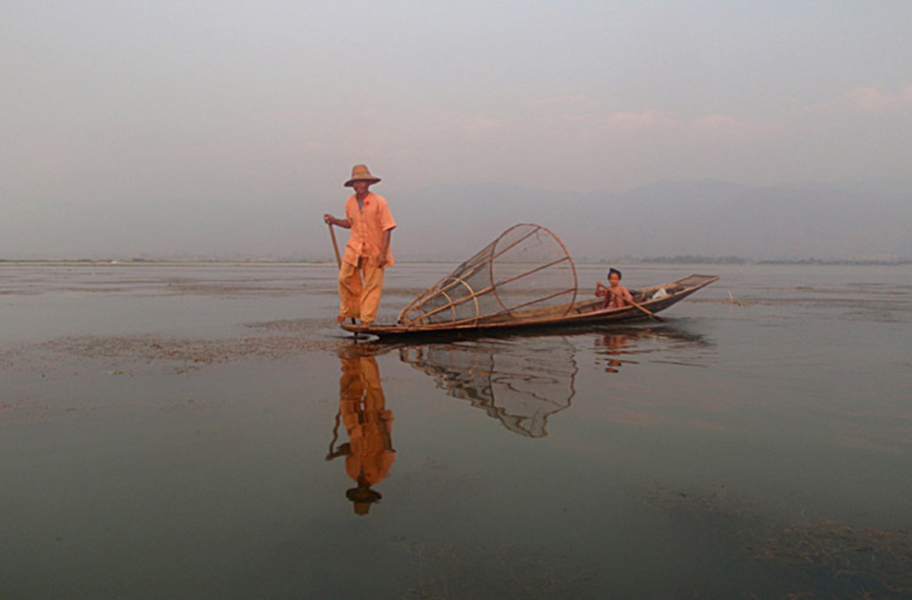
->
[399, 326, 713, 437]
[399, 336, 578, 438]
[324, 325, 713, 514]
[326, 346, 395, 516]
[594, 326, 712, 373]
[597, 332, 633, 373]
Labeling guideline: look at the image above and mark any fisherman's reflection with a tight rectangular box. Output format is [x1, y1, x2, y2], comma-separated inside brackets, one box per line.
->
[326, 346, 395, 516]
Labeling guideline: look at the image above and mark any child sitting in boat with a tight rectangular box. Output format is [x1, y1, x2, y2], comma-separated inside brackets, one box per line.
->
[596, 268, 634, 310]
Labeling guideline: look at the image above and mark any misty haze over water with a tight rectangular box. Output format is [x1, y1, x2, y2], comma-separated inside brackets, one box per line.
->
[3, 179, 911, 263]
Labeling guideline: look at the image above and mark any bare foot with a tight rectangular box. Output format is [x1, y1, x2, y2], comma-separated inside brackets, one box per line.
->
[336, 315, 345, 325]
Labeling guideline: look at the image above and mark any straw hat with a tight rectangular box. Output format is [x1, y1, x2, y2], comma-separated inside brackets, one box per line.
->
[346, 485, 382, 516]
[344, 164, 381, 187]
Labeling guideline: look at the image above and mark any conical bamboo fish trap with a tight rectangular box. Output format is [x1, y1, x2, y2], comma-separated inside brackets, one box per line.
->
[400, 337, 577, 437]
[398, 224, 578, 327]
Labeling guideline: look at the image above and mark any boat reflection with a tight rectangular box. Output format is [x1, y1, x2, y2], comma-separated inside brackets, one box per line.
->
[399, 326, 712, 437]
[326, 346, 395, 516]
[399, 335, 578, 438]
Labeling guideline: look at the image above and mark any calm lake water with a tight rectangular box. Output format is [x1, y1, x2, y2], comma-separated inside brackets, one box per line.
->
[2, 262, 911, 599]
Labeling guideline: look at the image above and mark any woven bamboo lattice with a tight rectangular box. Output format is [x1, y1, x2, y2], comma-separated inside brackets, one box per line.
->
[400, 337, 577, 437]
[398, 224, 578, 327]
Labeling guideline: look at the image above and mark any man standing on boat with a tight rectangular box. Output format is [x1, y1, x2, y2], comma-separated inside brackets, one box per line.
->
[323, 165, 396, 326]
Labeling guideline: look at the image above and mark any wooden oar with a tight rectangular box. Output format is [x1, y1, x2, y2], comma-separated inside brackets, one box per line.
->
[328, 223, 342, 268]
[327, 222, 362, 331]
[628, 297, 665, 323]
[605, 286, 665, 323]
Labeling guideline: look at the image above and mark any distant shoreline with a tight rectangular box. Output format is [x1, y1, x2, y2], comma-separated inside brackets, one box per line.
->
[3, 257, 911, 267]
[620, 256, 912, 267]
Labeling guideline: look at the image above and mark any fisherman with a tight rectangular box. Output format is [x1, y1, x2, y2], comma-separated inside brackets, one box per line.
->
[323, 165, 396, 325]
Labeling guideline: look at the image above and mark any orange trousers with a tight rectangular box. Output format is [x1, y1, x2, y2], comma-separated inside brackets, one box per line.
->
[338, 258, 385, 325]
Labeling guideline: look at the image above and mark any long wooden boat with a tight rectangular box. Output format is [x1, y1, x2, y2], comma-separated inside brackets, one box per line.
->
[343, 274, 719, 338]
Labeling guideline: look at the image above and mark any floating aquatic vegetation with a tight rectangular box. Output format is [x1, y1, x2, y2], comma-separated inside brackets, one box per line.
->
[0, 318, 342, 376]
[751, 519, 912, 597]
[0, 398, 50, 423]
[394, 538, 587, 600]
[40, 334, 334, 368]
[640, 482, 745, 519]
[724, 291, 751, 307]
[642, 482, 912, 598]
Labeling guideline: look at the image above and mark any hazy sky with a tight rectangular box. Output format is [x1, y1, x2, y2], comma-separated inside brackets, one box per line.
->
[2, 1, 911, 257]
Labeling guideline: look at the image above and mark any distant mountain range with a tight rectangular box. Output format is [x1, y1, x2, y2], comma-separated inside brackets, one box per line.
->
[392, 179, 912, 262]
[3, 179, 910, 261]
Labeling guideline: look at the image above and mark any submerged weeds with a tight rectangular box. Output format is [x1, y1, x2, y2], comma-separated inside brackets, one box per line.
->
[643, 482, 912, 598]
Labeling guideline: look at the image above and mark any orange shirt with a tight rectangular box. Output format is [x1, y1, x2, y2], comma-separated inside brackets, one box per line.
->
[339, 355, 396, 486]
[345, 415, 396, 486]
[343, 192, 396, 267]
